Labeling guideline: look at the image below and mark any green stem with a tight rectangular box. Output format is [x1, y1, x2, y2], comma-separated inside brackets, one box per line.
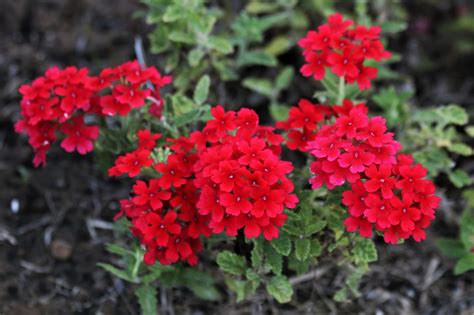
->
[131, 247, 143, 281]
[337, 76, 345, 104]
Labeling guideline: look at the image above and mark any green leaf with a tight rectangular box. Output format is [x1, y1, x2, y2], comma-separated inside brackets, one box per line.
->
[269, 104, 289, 122]
[352, 238, 378, 265]
[460, 209, 474, 250]
[217, 251, 247, 276]
[169, 31, 195, 44]
[271, 233, 292, 256]
[98, 263, 135, 283]
[162, 5, 182, 22]
[225, 278, 257, 302]
[188, 48, 205, 67]
[251, 238, 264, 269]
[246, 2, 279, 13]
[135, 285, 158, 315]
[275, 67, 294, 90]
[466, 126, 474, 137]
[193, 75, 210, 105]
[454, 254, 474, 275]
[104, 243, 133, 257]
[448, 143, 473, 156]
[265, 36, 293, 56]
[436, 238, 467, 259]
[208, 36, 234, 54]
[142, 264, 173, 284]
[237, 50, 278, 67]
[380, 20, 408, 33]
[288, 255, 310, 274]
[266, 276, 293, 303]
[295, 238, 311, 261]
[304, 220, 327, 236]
[438, 105, 469, 126]
[266, 246, 283, 275]
[183, 269, 221, 301]
[242, 78, 273, 98]
[333, 287, 348, 302]
[448, 169, 472, 188]
[310, 240, 322, 257]
[372, 87, 411, 127]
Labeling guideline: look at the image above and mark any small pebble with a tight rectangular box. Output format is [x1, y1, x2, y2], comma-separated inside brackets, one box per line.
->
[10, 199, 20, 214]
[50, 239, 73, 260]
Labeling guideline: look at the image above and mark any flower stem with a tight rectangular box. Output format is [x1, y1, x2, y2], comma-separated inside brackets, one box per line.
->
[337, 76, 345, 104]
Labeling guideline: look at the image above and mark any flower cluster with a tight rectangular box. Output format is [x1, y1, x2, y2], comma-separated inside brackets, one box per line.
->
[193, 106, 298, 240]
[299, 13, 391, 90]
[307, 100, 440, 243]
[112, 106, 299, 266]
[276, 99, 334, 152]
[15, 61, 171, 166]
[113, 129, 208, 266]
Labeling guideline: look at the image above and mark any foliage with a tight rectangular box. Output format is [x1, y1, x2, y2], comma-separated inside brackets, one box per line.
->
[16, 1, 473, 314]
[437, 189, 474, 275]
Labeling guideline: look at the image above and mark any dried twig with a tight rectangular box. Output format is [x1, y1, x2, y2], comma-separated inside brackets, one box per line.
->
[289, 265, 331, 286]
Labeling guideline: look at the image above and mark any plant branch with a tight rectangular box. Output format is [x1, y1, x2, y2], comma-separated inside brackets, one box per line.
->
[337, 76, 345, 104]
[289, 265, 331, 286]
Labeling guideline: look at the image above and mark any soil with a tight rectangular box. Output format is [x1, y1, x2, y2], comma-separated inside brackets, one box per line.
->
[0, 0, 473, 314]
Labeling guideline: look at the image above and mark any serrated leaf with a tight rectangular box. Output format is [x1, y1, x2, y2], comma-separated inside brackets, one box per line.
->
[310, 240, 322, 257]
[436, 238, 466, 259]
[217, 251, 247, 276]
[295, 238, 311, 261]
[193, 75, 210, 105]
[454, 254, 474, 275]
[98, 263, 135, 283]
[448, 143, 473, 156]
[304, 220, 327, 236]
[135, 285, 158, 315]
[266, 276, 293, 303]
[265, 246, 283, 275]
[352, 238, 378, 265]
[437, 104, 468, 126]
[448, 169, 472, 188]
[271, 234, 292, 256]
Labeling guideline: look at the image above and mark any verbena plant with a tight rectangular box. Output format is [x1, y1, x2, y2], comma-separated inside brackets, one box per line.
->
[15, 5, 473, 313]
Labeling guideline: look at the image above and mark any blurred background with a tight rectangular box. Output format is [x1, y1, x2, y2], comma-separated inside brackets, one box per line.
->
[0, 0, 473, 314]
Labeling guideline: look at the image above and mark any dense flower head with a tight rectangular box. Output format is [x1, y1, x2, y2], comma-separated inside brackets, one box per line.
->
[276, 99, 334, 152]
[299, 13, 391, 90]
[194, 106, 298, 240]
[15, 60, 172, 166]
[112, 106, 299, 266]
[307, 100, 440, 243]
[113, 139, 207, 266]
